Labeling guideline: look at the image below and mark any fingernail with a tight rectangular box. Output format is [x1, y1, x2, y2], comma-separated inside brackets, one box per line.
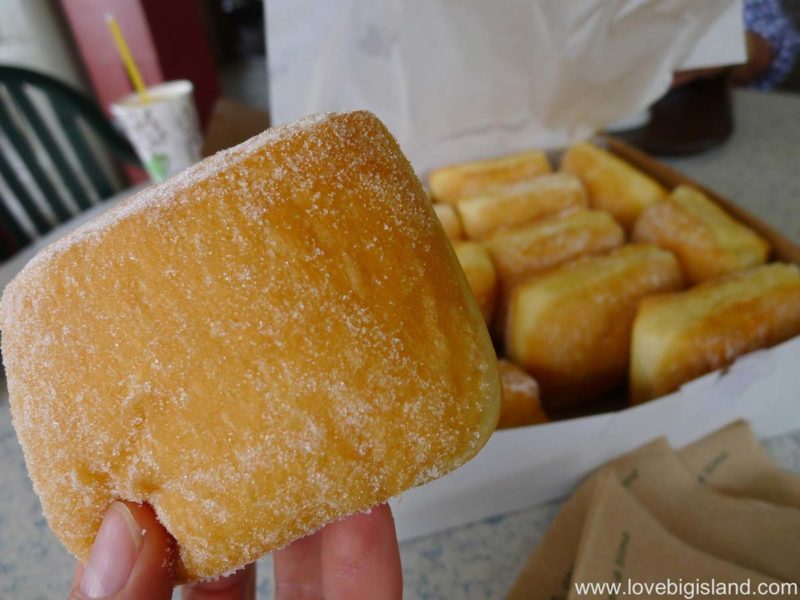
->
[80, 502, 144, 598]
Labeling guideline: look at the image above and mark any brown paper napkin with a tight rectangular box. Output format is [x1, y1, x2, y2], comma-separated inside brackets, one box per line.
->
[568, 472, 789, 600]
[507, 477, 596, 599]
[680, 420, 800, 508]
[507, 422, 800, 599]
[610, 438, 800, 582]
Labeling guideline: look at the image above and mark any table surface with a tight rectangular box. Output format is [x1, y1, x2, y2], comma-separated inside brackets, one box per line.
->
[1, 89, 799, 599]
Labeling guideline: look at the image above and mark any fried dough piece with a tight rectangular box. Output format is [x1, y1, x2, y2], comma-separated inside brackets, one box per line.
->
[506, 244, 683, 408]
[428, 149, 551, 204]
[632, 185, 770, 284]
[561, 141, 667, 230]
[0, 111, 501, 582]
[456, 173, 587, 239]
[630, 263, 800, 403]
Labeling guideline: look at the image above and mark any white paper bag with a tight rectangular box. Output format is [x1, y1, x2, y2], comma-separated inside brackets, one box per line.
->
[267, 0, 745, 172]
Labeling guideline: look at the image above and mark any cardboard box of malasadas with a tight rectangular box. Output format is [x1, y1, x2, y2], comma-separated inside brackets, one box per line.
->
[390, 136, 800, 542]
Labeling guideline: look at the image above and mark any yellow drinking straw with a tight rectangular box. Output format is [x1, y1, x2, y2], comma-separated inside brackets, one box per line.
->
[106, 14, 150, 104]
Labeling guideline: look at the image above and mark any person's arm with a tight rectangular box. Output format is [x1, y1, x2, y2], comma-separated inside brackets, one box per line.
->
[674, 0, 800, 89]
[740, 0, 800, 89]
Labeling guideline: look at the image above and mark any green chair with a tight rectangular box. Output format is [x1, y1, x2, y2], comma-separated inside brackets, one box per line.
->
[0, 65, 140, 259]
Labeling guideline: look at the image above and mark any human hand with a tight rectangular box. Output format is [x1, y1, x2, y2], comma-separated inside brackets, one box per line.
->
[67, 501, 402, 599]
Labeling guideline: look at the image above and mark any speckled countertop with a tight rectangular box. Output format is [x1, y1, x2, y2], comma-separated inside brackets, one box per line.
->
[1, 89, 799, 599]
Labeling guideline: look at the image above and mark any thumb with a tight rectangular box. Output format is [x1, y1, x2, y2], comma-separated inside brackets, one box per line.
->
[68, 501, 175, 600]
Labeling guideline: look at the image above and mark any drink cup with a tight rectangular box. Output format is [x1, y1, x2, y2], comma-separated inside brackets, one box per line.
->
[110, 80, 202, 182]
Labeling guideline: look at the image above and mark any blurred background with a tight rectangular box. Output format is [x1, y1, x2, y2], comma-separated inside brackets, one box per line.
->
[0, 0, 268, 260]
[0, 0, 268, 116]
[0, 0, 798, 261]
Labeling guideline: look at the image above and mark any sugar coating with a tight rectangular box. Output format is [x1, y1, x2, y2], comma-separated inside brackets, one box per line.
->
[485, 210, 623, 281]
[0, 111, 501, 582]
[496, 359, 546, 430]
[500, 366, 539, 397]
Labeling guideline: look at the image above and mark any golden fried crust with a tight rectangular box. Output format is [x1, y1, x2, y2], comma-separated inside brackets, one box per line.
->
[486, 209, 625, 341]
[433, 203, 464, 240]
[497, 359, 547, 429]
[485, 209, 624, 286]
[506, 244, 683, 408]
[632, 185, 770, 284]
[561, 142, 667, 230]
[0, 111, 500, 582]
[455, 173, 588, 239]
[630, 263, 800, 404]
[454, 241, 498, 324]
[428, 150, 552, 204]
